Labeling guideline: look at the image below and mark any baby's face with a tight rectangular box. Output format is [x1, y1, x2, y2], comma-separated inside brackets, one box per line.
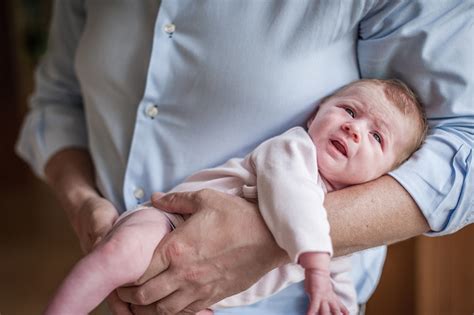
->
[308, 82, 415, 189]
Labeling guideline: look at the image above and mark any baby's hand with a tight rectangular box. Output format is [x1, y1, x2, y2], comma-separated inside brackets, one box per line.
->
[304, 268, 349, 315]
[299, 252, 349, 315]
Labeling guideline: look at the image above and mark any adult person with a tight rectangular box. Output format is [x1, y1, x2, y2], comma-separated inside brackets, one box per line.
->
[17, 1, 473, 315]
[43, 79, 428, 315]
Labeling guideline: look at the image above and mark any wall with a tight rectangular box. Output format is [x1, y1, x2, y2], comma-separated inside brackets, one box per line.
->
[1, 2, 472, 314]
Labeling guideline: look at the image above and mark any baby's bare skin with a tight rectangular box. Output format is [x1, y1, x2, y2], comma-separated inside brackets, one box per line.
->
[299, 252, 349, 315]
[45, 80, 423, 314]
[44, 208, 171, 314]
[45, 204, 343, 315]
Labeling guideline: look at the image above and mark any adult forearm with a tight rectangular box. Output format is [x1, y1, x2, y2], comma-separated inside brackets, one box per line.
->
[44, 148, 100, 221]
[325, 175, 430, 257]
[44, 149, 120, 259]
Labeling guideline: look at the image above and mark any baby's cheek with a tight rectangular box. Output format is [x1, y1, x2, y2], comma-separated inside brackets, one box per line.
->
[347, 166, 376, 185]
[365, 165, 386, 182]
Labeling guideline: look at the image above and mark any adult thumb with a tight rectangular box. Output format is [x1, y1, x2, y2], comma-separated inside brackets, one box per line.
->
[151, 190, 209, 215]
[106, 291, 133, 315]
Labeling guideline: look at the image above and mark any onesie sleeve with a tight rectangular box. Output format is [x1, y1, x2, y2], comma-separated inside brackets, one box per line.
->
[15, 0, 88, 179]
[250, 127, 332, 263]
[358, 0, 473, 235]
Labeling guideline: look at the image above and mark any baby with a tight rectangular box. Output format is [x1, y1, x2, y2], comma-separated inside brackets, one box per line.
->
[44, 79, 427, 315]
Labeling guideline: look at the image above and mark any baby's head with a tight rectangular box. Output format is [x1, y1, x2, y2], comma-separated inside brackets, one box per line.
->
[308, 79, 427, 189]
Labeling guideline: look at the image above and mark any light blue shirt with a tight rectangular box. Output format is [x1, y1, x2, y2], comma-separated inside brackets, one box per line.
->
[16, 0, 473, 312]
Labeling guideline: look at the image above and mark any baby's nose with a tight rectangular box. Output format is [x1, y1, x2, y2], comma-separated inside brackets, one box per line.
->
[343, 123, 360, 143]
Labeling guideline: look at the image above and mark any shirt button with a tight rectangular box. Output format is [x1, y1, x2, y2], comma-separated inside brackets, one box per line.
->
[146, 104, 159, 119]
[163, 23, 176, 34]
[133, 187, 145, 199]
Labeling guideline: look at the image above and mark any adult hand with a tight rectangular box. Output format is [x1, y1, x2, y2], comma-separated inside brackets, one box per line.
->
[70, 195, 119, 253]
[44, 149, 119, 253]
[117, 189, 289, 314]
[106, 291, 133, 315]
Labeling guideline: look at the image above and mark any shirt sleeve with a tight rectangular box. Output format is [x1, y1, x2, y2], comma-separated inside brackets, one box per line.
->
[250, 128, 332, 263]
[358, 0, 474, 235]
[15, 0, 88, 179]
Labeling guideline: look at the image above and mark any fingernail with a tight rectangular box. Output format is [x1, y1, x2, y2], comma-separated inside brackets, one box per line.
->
[92, 236, 103, 248]
[152, 192, 165, 202]
[151, 195, 160, 203]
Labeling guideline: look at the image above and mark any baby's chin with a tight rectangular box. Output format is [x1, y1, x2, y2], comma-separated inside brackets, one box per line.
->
[337, 174, 379, 188]
[318, 171, 349, 191]
[319, 166, 372, 191]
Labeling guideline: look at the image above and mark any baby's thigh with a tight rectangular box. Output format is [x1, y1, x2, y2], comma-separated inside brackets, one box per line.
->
[91, 208, 171, 281]
[115, 207, 170, 229]
[106, 208, 171, 253]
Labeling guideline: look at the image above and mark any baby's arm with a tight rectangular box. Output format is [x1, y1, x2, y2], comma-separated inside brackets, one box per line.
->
[248, 129, 352, 312]
[44, 208, 172, 315]
[250, 129, 333, 263]
[299, 252, 349, 315]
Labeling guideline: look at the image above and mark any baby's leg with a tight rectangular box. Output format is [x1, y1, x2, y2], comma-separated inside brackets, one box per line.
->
[44, 208, 171, 315]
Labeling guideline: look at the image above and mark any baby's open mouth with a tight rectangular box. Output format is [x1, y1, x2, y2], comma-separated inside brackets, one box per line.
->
[331, 140, 347, 157]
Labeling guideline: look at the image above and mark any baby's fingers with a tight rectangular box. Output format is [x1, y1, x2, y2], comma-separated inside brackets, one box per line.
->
[338, 301, 349, 315]
[327, 299, 341, 315]
[320, 301, 331, 315]
[328, 300, 339, 315]
[306, 297, 321, 315]
[328, 299, 349, 315]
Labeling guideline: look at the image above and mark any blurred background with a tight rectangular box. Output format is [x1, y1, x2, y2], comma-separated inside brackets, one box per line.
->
[1, 1, 472, 314]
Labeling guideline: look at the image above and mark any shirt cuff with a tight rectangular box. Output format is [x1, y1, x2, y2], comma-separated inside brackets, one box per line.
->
[15, 104, 89, 179]
[389, 128, 473, 236]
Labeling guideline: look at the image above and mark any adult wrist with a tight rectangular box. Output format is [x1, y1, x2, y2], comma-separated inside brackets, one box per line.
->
[44, 148, 101, 221]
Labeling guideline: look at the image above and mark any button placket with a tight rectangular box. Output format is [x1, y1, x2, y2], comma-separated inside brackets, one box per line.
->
[145, 104, 159, 119]
[163, 23, 176, 34]
[133, 187, 145, 200]
[163, 23, 176, 38]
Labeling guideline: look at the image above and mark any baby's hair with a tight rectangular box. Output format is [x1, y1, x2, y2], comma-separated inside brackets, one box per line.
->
[316, 78, 428, 166]
[356, 79, 427, 164]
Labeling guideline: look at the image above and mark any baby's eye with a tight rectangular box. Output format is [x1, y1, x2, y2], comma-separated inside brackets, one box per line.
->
[344, 107, 355, 118]
[373, 132, 382, 144]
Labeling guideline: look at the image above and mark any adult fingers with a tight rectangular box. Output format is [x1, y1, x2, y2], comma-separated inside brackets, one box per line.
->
[132, 229, 184, 284]
[116, 270, 179, 305]
[106, 290, 133, 315]
[78, 232, 92, 253]
[86, 218, 114, 252]
[151, 189, 217, 214]
[130, 291, 199, 315]
[175, 299, 214, 315]
[150, 191, 165, 201]
[81, 198, 119, 252]
[128, 304, 155, 315]
[154, 290, 199, 315]
[91, 203, 118, 236]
